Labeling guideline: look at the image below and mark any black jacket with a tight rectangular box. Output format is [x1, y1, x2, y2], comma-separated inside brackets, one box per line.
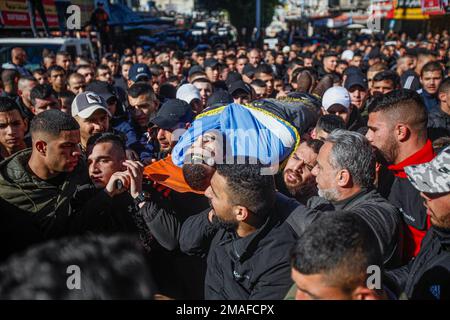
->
[386, 226, 450, 300]
[286, 188, 404, 269]
[428, 108, 450, 142]
[347, 106, 366, 132]
[179, 192, 299, 300]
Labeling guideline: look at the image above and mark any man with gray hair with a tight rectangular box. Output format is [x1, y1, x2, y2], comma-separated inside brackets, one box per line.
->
[286, 129, 404, 269]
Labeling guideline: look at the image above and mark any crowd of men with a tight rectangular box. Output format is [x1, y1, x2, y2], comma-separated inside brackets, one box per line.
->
[0, 29, 449, 300]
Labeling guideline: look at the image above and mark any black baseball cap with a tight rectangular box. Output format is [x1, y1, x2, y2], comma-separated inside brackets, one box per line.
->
[242, 64, 256, 78]
[206, 89, 233, 109]
[128, 63, 152, 82]
[228, 80, 252, 97]
[204, 58, 220, 69]
[344, 73, 367, 90]
[86, 80, 117, 102]
[149, 99, 194, 130]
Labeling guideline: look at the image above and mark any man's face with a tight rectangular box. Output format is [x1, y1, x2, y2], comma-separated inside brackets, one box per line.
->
[49, 70, 66, 90]
[205, 67, 219, 83]
[336, 63, 348, 75]
[43, 56, 56, 70]
[350, 56, 362, 68]
[56, 55, 71, 71]
[0, 110, 27, 153]
[33, 72, 48, 85]
[205, 171, 238, 230]
[371, 80, 395, 96]
[19, 80, 37, 105]
[256, 72, 274, 96]
[248, 50, 261, 66]
[88, 142, 125, 188]
[283, 143, 318, 198]
[366, 111, 398, 164]
[291, 268, 352, 300]
[78, 68, 94, 84]
[311, 142, 340, 201]
[420, 71, 443, 95]
[420, 191, 450, 229]
[33, 97, 60, 115]
[76, 109, 110, 147]
[348, 85, 368, 110]
[44, 130, 81, 173]
[226, 58, 236, 71]
[107, 61, 119, 76]
[97, 68, 112, 84]
[128, 94, 157, 129]
[156, 128, 175, 153]
[171, 58, 183, 75]
[304, 58, 313, 68]
[323, 105, 350, 125]
[366, 71, 380, 89]
[193, 82, 212, 107]
[323, 56, 337, 73]
[215, 50, 225, 62]
[68, 77, 86, 95]
[121, 64, 131, 80]
[236, 58, 248, 74]
[12, 48, 27, 65]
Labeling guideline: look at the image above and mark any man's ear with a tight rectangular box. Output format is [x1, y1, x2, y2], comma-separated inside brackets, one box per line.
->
[23, 118, 28, 132]
[35, 140, 47, 156]
[336, 169, 351, 187]
[234, 205, 249, 222]
[351, 286, 384, 300]
[396, 123, 410, 142]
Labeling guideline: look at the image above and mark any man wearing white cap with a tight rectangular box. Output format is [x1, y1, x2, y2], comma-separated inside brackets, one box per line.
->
[176, 84, 203, 114]
[72, 91, 111, 152]
[321, 86, 365, 132]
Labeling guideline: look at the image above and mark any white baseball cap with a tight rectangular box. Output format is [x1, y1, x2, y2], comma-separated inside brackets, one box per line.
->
[322, 86, 351, 111]
[72, 91, 111, 119]
[176, 84, 201, 104]
[341, 50, 354, 61]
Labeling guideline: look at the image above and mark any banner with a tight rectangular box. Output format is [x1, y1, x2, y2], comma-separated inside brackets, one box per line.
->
[0, 0, 59, 28]
[394, 0, 430, 19]
[421, 0, 445, 14]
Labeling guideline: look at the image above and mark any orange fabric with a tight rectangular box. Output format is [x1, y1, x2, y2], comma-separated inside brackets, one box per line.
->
[143, 155, 204, 195]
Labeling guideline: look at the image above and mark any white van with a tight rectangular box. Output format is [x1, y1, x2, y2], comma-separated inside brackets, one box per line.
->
[0, 37, 96, 71]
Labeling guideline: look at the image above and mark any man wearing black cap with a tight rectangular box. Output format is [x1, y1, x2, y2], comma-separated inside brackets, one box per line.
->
[149, 99, 193, 157]
[242, 64, 256, 84]
[228, 80, 253, 105]
[344, 73, 369, 111]
[127, 63, 152, 88]
[205, 89, 233, 111]
[204, 58, 220, 83]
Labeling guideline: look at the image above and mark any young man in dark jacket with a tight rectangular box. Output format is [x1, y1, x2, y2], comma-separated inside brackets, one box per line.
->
[387, 146, 450, 299]
[179, 161, 298, 300]
[428, 77, 450, 141]
[366, 90, 435, 263]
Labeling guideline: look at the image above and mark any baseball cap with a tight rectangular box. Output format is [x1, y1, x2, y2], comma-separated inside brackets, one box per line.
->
[176, 84, 201, 104]
[242, 64, 256, 78]
[86, 80, 117, 102]
[188, 65, 204, 77]
[204, 58, 220, 69]
[405, 146, 450, 193]
[341, 50, 354, 61]
[149, 99, 194, 130]
[128, 63, 152, 82]
[322, 86, 351, 111]
[206, 89, 233, 109]
[72, 91, 111, 118]
[344, 73, 367, 91]
[228, 80, 252, 97]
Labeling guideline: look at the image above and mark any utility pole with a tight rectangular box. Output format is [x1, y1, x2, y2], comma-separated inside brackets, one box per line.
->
[256, 0, 262, 47]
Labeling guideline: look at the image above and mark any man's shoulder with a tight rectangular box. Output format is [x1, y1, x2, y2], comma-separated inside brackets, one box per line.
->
[0, 149, 32, 184]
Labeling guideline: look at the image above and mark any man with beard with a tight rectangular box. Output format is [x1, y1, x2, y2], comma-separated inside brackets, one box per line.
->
[286, 130, 403, 269]
[179, 161, 297, 299]
[281, 139, 323, 204]
[366, 90, 435, 263]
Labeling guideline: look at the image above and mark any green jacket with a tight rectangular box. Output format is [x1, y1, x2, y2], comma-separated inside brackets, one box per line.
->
[0, 148, 113, 239]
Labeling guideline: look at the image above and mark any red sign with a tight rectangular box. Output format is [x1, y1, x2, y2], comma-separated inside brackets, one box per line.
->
[0, 0, 59, 29]
[421, 0, 445, 14]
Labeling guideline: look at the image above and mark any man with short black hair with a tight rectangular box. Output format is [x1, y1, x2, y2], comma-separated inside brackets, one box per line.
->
[192, 78, 213, 109]
[250, 79, 267, 100]
[67, 73, 86, 96]
[371, 70, 399, 96]
[76, 64, 95, 84]
[281, 139, 323, 205]
[0, 97, 28, 160]
[428, 77, 450, 140]
[254, 64, 275, 97]
[30, 84, 60, 115]
[1, 69, 20, 99]
[320, 51, 338, 77]
[56, 51, 72, 72]
[16, 76, 37, 122]
[311, 114, 346, 141]
[180, 161, 298, 299]
[366, 90, 434, 262]
[290, 212, 388, 300]
[418, 61, 444, 112]
[47, 65, 66, 94]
